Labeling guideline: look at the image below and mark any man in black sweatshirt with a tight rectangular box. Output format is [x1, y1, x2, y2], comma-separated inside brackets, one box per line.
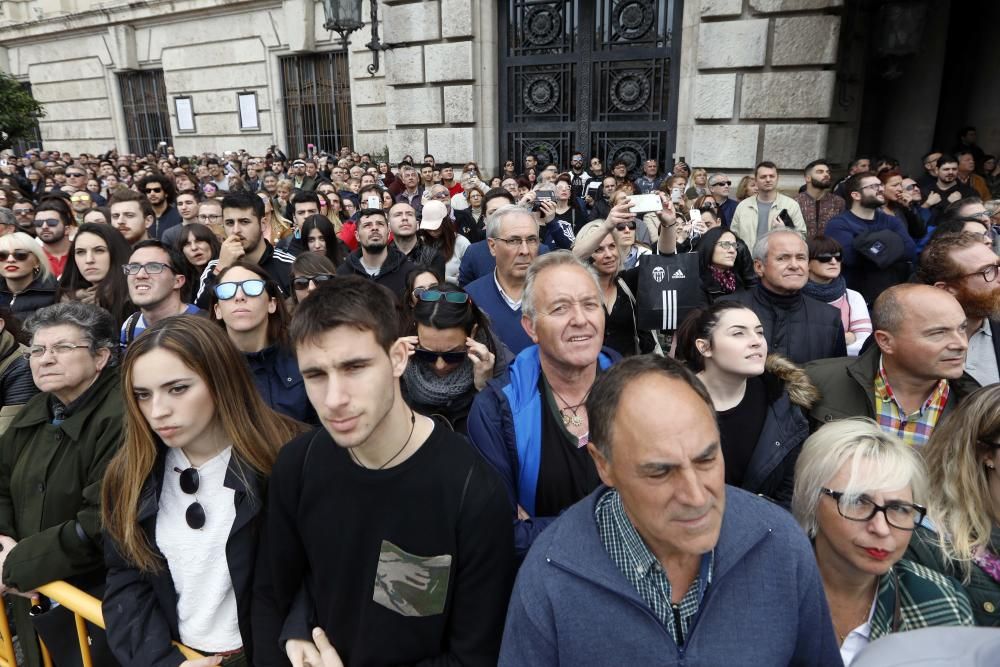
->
[252, 276, 514, 667]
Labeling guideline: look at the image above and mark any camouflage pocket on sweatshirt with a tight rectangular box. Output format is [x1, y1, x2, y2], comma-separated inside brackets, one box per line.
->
[372, 539, 453, 617]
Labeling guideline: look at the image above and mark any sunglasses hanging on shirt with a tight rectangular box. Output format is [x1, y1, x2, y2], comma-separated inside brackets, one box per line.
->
[174, 466, 206, 530]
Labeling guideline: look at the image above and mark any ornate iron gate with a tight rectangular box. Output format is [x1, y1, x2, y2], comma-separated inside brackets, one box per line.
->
[280, 52, 354, 157]
[117, 70, 172, 156]
[498, 0, 681, 175]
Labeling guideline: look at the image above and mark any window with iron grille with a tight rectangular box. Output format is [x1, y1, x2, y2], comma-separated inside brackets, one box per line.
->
[11, 81, 42, 154]
[280, 52, 354, 156]
[117, 70, 173, 156]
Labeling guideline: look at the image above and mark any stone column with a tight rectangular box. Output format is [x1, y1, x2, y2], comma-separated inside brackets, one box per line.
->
[675, 0, 842, 174]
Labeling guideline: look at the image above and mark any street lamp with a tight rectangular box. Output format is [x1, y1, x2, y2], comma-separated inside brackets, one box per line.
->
[320, 0, 389, 77]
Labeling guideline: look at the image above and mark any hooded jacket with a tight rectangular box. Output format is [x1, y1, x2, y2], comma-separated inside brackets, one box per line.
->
[336, 244, 415, 302]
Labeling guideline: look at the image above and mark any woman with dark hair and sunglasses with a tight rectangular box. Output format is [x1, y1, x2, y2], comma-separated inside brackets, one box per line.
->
[56, 222, 137, 328]
[102, 315, 304, 666]
[211, 262, 317, 425]
[803, 236, 871, 357]
[399, 284, 511, 433]
[301, 214, 347, 267]
[289, 253, 337, 308]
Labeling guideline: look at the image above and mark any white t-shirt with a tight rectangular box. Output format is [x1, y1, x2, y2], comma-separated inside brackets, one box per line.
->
[157, 446, 241, 652]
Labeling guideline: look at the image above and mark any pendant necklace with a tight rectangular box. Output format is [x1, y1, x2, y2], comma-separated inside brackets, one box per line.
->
[349, 410, 417, 470]
[551, 386, 592, 428]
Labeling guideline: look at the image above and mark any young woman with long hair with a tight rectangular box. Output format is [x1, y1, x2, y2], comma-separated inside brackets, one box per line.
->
[102, 315, 304, 666]
[56, 222, 136, 327]
[175, 222, 221, 276]
[301, 214, 347, 267]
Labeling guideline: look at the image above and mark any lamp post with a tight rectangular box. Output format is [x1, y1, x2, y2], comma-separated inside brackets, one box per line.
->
[320, 0, 390, 77]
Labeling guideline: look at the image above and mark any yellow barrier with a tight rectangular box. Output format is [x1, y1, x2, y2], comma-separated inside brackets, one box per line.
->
[0, 581, 202, 666]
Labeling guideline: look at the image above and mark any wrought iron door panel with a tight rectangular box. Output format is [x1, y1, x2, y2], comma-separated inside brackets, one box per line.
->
[499, 0, 680, 176]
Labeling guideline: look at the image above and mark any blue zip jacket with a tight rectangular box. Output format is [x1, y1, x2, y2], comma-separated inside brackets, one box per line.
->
[466, 345, 620, 557]
[500, 486, 843, 666]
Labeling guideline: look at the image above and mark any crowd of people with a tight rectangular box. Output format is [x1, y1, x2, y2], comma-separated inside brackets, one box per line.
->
[0, 134, 997, 666]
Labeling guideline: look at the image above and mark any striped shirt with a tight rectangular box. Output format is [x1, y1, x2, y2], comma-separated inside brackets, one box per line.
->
[594, 488, 713, 646]
[873, 358, 949, 448]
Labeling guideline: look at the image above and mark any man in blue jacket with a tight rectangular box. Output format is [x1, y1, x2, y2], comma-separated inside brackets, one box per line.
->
[500, 354, 842, 666]
[467, 251, 620, 557]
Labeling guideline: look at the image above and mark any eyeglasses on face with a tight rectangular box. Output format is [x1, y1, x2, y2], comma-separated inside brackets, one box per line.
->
[70, 194, 91, 202]
[820, 487, 925, 530]
[214, 278, 267, 300]
[860, 183, 884, 192]
[0, 250, 32, 262]
[33, 219, 61, 228]
[413, 347, 467, 366]
[12, 209, 33, 216]
[492, 236, 540, 248]
[715, 241, 738, 251]
[197, 214, 222, 223]
[812, 252, 842, 263]
[614, 222, 637, 231]
[65, 172, 85, 178]
[144, 187, 163, 194]
[957, 263, 1000, 283]
[293, 273, 335, 290]
[903, 184, 919, 191]
[418, 290, 470, 304]
[174, 466, 206, 529]
[23, 342, 90, 360]
[710, 180, 731, 187]
[123, 262, 174, 276]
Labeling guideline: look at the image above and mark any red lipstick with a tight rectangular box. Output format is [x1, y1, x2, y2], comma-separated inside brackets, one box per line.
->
[863, 548, 890, 560]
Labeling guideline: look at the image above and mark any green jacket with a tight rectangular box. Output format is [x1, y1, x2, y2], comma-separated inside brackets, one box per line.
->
[0, 366, 124, 591]
[871, 558, 974, 639]
[804, 343, 980, 430]
[905, 525, 1000, 627]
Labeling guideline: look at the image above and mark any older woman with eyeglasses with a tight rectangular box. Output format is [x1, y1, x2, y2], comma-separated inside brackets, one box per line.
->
[399, 284, 510, 433]
[0, 302, 124, 667]
[792, 418, 975, 666]
[803, 236, 871, 356]
[906, 385, 1000, 626]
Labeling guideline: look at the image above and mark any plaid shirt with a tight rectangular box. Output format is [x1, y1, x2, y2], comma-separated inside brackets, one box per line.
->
[595, 488, 713, 646]
[870, 559, 975, 640]
[873, 359, 949, 448]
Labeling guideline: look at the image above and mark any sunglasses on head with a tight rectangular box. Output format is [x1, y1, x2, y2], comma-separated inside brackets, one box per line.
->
[174, 466, 206, 529]
[214, 279, 267, 300]
[418, 290, 470, 304]
[614, 221, 637, 231]
[413, 347, 467, 366]
[0, 250, 31, 262]
[292, 273, 335, 290]
[813, 252, 842, 263]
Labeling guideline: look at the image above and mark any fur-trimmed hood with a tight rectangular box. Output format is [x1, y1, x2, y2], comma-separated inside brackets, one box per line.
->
[765, 354, 819, 409]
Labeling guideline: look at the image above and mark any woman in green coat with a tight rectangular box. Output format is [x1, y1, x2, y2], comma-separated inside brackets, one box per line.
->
[909, 385, 1000, 626]
[0, 302, 123, 667]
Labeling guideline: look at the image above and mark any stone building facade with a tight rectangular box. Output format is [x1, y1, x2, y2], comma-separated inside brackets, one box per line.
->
[0, 0, 994, 177]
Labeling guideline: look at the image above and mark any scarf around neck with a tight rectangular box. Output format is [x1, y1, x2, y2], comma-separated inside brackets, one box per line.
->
[403, 356, 476, 411]
[802, 276, 847, 303]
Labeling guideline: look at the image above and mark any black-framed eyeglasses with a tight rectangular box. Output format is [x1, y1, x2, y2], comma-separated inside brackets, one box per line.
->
[418, 290, 470, 304]
[812, 252, 842, 263]
[292, 273, 335, 290]
[214, 279, 267, 301]
[710, 180, 731, 187]
[65, 172, 86, 178]
[123, 262, 174, 276]
[860, 183, 884, 192]
[820, 487, 925, 530]
[174, 466, 206, 530]
[33, 219, 60, 227]
[956, 263, 1000, 283]
[413, 347, 467, 365]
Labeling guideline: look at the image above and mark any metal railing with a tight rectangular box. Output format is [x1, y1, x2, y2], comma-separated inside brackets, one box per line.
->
[0, 581, 202, 666]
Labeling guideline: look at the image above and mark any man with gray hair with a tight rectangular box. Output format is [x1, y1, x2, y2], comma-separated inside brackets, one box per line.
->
[0, 208, 17, 237]
[394, 164, 423, 214]
[499, 354, 840, 664]
[727, 228, 846, 364]
[464, 205, 543, 354]
[706, 172, 738, 226]
[468, 250, 620, 558]
[806, 283, 978, 445]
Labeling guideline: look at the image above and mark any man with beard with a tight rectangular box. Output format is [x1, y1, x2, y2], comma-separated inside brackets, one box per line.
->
[922, 155, 976, 218]
[567, 151, 592, 198]
[337, 208, 415, 301]
[110, 189, 155, 246]
[194, 191, 295, 307]
[137, 174, 182, 239]
[32, 198, 73, 278]
[824, 172, 916, 304]
[388, 201, 445, 277]
[918, 231, 1000, 385]
[794, 160, 844, 238]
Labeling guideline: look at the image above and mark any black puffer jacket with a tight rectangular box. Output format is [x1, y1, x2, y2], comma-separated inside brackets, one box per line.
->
[0, 275, 57, 323]
[728, 284, 847, 365]
[741, 355, 818, 508]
